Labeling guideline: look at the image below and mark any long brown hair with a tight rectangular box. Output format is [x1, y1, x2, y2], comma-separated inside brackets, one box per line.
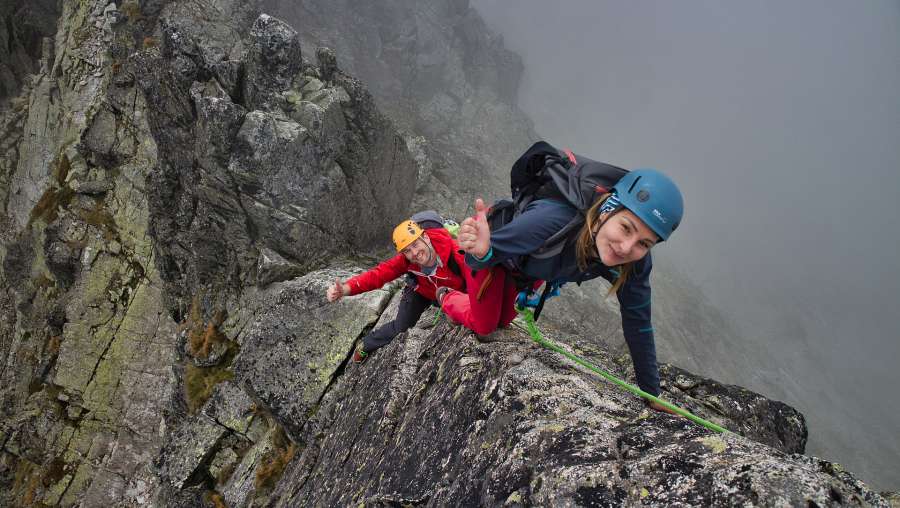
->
[575, 193, 633, 296]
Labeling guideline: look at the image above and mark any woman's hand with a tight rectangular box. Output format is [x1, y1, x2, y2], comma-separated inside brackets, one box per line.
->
[458, 198, 491, 259]
[326, 279, 350, 302]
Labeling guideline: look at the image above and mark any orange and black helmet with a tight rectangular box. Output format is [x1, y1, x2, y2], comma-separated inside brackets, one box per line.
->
[392, 220, 424, 252]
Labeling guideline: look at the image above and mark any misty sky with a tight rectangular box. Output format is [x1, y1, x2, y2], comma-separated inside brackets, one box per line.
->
[473, 0, 900, 489]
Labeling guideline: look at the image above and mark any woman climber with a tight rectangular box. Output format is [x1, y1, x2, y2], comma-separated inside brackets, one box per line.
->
[438, 157, 683, 413]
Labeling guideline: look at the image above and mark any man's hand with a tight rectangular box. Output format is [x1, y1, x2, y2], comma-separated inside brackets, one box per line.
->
[326, 279, 350, 302]
[458, 198, 491, 258]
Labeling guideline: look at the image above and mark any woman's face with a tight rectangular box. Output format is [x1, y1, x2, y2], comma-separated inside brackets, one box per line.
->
[594, 209, 658, 266]
[401, 237, 435, 266]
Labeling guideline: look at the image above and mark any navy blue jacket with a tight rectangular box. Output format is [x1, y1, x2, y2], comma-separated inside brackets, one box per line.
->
[466, 199, 659, 395]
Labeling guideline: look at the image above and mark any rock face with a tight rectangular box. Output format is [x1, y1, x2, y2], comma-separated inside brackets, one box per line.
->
[264, 0, 538, 217]
[0, 1, 895, 506]
[135, 6, 417, 313]
[0, 0, 415, 504]
[231, 269, 393, 443]
[261, 278, 884, 507]
[0, 0, 61, 104]
[1, 0, 182, 504]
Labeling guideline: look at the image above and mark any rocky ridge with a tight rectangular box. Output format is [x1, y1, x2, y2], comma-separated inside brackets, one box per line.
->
[263, 0, 537, 217]
[0, 1, 894, 506]
[264, 272, 885, 506]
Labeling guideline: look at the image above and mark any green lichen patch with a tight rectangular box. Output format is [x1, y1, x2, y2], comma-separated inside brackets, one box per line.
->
[59, 461, 95, 507]
[698, 435, 727, 454]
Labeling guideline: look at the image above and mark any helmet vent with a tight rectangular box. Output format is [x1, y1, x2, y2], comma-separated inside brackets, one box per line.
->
[627, 176, 641, 194]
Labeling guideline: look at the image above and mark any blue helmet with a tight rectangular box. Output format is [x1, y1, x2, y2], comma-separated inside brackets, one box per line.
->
[612, 168, 683, 241]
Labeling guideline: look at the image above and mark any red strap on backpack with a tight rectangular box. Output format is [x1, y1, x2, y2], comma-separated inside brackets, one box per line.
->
[563, 148, 577, 165]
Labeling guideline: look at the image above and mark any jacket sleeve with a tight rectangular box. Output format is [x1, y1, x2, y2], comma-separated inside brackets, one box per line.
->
[464, 199, 577, 270]
[345, 254, 409, 295]
[616, 254, 660, 396]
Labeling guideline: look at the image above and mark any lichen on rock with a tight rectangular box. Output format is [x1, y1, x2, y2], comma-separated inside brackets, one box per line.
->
[1, 1, 896, 506]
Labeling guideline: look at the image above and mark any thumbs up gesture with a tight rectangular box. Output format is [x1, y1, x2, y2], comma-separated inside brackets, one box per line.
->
[458, 198, 491, 259]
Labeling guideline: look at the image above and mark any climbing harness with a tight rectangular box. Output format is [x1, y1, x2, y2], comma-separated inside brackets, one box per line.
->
[515, 308, 728, 434]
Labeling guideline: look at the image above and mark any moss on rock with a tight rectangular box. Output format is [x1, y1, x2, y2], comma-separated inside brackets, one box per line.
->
[184, 342, 238, 414]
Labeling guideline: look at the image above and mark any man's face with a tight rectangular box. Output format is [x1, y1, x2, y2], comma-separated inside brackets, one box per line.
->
[401, 237, 435, 266]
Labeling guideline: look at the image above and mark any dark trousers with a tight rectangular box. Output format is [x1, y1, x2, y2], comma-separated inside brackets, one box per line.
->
[361, 288, 432, 353]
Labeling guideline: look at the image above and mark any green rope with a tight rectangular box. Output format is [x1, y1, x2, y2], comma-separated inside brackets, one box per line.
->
[516, 308, 728, 434]
[433, 308, 443, 326]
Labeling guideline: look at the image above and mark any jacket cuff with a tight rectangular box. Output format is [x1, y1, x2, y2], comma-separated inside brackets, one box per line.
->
[464, 251, 492, 271]
[474, 247, 493, 262]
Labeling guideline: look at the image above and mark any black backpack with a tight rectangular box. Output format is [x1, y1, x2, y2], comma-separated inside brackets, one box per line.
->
[486, 141, 629, 318]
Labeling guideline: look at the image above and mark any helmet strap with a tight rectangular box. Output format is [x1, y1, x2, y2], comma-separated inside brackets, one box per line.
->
[598, 191, 622, 215]
[420, 236, 438, 268]
[592, 195, 625, 257]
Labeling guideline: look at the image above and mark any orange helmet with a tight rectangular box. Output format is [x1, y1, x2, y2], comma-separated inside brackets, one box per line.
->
[392, 220, 424, 252]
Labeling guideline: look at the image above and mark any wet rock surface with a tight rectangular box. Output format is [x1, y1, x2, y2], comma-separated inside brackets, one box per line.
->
[0, 0, 895, 506]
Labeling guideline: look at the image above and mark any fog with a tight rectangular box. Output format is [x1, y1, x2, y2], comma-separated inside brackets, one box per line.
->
[473, 0, 900, 490]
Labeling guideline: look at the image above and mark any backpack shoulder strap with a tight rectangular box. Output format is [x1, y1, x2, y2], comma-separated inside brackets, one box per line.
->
[447, 253, 463, 280]
[528, 213, 586, 260]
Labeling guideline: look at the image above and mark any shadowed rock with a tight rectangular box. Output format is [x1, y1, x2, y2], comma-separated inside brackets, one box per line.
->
[264, 303, 887, 507]
[135, 11, 417, 312]
[232, 269, 393, 442]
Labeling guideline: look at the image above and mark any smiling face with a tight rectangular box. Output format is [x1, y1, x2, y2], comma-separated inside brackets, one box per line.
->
[400, 236, 436, 266]
[594, 208, 659, 266]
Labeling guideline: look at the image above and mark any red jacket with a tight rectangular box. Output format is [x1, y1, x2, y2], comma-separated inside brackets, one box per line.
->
[346, 228, 467, 301]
